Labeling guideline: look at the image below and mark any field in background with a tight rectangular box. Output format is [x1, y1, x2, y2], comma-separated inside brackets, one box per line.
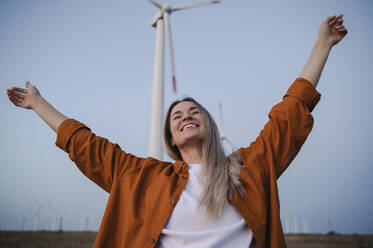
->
[285, 234, 373, 248]
[1, 231, 373, 248]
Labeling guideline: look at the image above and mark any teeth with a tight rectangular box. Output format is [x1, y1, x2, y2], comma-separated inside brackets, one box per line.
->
[183, 124, 196, 131]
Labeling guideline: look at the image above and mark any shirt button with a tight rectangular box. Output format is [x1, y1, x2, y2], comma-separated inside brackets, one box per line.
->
[149, 238, 155, 243]
[170, 200, 175, 205]
[182, 175, 187, 179]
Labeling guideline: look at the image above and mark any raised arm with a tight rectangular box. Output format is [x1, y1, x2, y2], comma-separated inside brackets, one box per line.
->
[7, 81, 151, 192]
[7, 81, 68, 132]
[7, 82, 135, 191]
[299, 14, 348, 87]
[240, 15, 347, 179]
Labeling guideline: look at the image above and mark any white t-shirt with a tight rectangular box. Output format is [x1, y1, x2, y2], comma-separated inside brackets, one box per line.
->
[157, 163, 253, 248]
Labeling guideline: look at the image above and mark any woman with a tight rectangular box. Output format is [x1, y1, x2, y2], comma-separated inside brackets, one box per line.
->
[7, 15, 347, 248]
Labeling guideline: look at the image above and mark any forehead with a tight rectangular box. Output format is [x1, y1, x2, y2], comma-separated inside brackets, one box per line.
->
[171, 101, 199, 115]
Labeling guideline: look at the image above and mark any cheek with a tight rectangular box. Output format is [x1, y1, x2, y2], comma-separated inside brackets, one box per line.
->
[169, 121, 179, 143]
[169, 122, 177, 136]
[201, 125, 207, 138]
[199, 117, 207, 136]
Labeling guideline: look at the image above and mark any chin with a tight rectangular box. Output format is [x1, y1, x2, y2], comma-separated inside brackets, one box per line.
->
[178, 134, 205, 147]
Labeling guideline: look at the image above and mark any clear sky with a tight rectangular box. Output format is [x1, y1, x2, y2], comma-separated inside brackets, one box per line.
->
[1, 0, 372, 234]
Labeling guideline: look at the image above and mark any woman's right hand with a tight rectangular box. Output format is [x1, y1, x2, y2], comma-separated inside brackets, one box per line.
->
[7, 81, 41, 110]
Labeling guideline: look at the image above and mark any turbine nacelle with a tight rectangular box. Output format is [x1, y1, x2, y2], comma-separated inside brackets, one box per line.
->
[149, 0, 220, 27]
[150, 5, 171, 27]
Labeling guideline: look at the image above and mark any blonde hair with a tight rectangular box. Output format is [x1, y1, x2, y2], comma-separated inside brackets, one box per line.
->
[163, 97, 245, 220]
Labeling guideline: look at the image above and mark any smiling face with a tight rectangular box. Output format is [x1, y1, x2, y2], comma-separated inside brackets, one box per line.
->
[169, 101, 207, 149]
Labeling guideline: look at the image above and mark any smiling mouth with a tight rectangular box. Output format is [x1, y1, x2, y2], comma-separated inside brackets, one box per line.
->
[181, 123, 198, 131]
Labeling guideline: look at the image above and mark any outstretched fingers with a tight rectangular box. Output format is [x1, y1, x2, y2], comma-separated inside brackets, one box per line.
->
[320, 14, 347, 46]
[15, 93, 25, 101]
[6, 82, 36, 109]
[336, 18, 344, 25]
[12, 87, 27, 94]
[327, 14, 347, 35]
[7, 92, 22, 106]
[336, 25, 347, 35]
[328, 14, 343, 27]
[7, 88, 25, 106]
[334, 16, 347, 34]
[327, 15, 336, 24]
[7, 88, 24, 97]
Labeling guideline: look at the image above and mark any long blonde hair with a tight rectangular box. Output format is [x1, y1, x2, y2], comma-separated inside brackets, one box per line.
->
[163, 97, 245, 220]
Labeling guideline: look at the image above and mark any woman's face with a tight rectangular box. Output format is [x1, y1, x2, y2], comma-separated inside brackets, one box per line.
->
[169, 101, 207, 149]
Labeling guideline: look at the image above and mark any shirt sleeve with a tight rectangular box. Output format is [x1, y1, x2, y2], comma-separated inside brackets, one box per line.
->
[239, 78, 321, 179]
[55, 119, 144, 192]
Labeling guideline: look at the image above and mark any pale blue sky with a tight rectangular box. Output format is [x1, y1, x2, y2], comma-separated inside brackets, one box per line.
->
[1, 0, 372, 233]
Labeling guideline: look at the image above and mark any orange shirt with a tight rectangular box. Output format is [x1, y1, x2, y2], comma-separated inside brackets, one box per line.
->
[56, 78, 320, 248]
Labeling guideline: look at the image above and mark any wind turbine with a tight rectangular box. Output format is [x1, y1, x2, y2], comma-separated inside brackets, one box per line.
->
[302, 219, 309, 234]
[32, 197, 43, 231]
[284, 215, 290, 234]
[218, 102, 237, 152]
[33, 204, 42, 231]
[80, 213, 90, 232]
[58, 217, 64, 232]
[148, 0, 220, 159]
[293, 217, 298, 234]
[47, 202, 61, 231]
[21, 217, 26, 231]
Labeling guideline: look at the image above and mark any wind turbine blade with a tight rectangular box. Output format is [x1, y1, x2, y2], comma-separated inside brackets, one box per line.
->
[218, 102, 225, 138]
[148, 0, 162, 9]
[223, 136, 237, 150]
[150, 10, 163, 27]
[219, 102, 237, 151]
[163, 12, 177, 93]
[172, 0, 220, 12]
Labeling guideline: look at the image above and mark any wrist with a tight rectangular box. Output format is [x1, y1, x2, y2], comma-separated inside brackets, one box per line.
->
[31, 95, 46, 111]
[315, 38, 333, 50]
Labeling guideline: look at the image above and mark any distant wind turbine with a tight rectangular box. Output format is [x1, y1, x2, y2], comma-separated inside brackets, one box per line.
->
[21, 217, 26, 231]
[32, 198, 43, 231]
[58, 217, 64, 232]
[284, 215, 290, 234]
[218, 102, 237, 152]
[302, 219, 309, 234]
[33, 205, 42, 231]
[293, 217, 298, 234]
[80, 214, 90, 232]
[148, 0, 220, 159]
[47, 203, 60, 231]
[53, 212, 58, 231]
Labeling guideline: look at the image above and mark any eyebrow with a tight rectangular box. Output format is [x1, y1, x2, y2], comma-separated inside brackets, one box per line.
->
[171, 106, 199, 117]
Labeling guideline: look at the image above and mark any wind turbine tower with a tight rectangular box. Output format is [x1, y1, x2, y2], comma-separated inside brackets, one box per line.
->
[53, 212, 58, 231]
[148, 0, 220, 159]
[33, 203, 42, 231]
[58, 217, 64, 232]
[302, 219, 309, 234]
[293, 217, 298, 234]
[21, 217, 26, 231]
[284, 215, 290, 234]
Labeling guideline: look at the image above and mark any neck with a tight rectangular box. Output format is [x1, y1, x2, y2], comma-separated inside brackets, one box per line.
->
[178, 144, 203, 164]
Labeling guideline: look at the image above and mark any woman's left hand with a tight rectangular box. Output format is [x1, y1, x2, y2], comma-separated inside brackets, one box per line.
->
[318, 14, 348, 47]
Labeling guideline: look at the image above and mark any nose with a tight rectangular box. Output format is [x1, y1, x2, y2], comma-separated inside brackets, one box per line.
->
[182, 112, 193, 122]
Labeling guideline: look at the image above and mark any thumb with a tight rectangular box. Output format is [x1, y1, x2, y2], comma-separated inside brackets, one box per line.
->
[25, 81, 31, 88]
